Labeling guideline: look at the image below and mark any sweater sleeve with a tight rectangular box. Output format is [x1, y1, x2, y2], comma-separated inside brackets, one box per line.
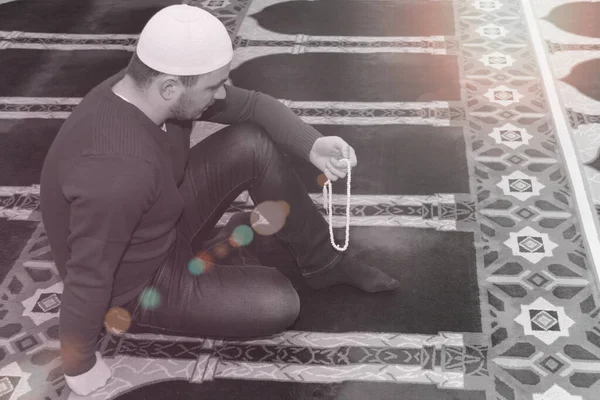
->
[59, 155, 159, 376]
[200, 85, 323, 160]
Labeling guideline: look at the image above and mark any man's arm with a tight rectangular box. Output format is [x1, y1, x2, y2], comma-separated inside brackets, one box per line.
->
[60, 155, 158, 378]
[200, 85, 323, 160]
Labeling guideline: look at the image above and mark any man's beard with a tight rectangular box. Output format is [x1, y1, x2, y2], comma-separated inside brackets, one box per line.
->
[170, 93, 200, 120]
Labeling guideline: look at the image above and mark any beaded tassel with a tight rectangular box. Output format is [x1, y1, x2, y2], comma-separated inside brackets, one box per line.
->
[322, 158, 352, 251]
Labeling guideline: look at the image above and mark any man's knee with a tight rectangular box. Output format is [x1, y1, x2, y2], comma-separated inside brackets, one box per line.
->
[226, 122, 274, 155]
[221, 122, 276, 176]
[256, 271, 300, 333]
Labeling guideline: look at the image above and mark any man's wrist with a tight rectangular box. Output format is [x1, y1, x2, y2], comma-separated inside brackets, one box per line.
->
[309, 137, 322, 164]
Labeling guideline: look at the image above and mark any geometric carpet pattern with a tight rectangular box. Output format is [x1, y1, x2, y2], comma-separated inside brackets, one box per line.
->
[1, 0, 600, 400]
[533, 0, 600, 224]
[455, 1, 600, 397]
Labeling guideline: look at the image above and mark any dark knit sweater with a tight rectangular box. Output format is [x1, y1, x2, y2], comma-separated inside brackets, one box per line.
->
[40, 70, 322, 376]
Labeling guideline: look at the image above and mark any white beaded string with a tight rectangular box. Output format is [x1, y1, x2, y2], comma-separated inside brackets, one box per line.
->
[322, 158, 352, 251]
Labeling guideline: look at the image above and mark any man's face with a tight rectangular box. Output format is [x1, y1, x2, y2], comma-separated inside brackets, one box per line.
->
[170, 63, 231, 120]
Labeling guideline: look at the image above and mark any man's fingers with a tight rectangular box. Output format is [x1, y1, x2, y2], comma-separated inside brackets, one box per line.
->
[341, 143, 350, 159]
[324, 168, 338, 182]
[327, 161, 346, 179]
[335, 158, 352, 169]
[337, 141, 357, 168]
[348, 146, 358, 167]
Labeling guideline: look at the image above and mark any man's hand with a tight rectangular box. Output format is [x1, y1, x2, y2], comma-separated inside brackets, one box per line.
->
[64, 352, 111, 396]
[309, 136, 358, 182]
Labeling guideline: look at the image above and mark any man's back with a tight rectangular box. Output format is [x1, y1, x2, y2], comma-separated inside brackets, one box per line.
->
[40, 72, 187, 376]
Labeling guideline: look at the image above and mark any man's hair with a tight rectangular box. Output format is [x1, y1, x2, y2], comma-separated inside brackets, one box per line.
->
[126, 51, 202, 89]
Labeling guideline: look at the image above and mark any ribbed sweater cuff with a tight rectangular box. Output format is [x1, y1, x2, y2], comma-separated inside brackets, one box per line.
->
[292, 123, 322, 160]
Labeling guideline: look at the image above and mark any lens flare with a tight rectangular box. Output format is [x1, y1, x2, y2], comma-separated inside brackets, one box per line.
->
[139, 287, 161, 310]
[231, 225, 254, 247]
[104, 307, 132, 335]
[60, 337, 87, 368]
[317, 173, 328, 187]
[278, 200, 291, 217]
[251, 200, 289, 236]
[196, 252, 214, 272]
[214, 242, 230, 258]
[188, 257, 206, 275]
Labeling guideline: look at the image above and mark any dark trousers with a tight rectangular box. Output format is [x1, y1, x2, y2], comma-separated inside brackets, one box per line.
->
[124, 122, 341, 338]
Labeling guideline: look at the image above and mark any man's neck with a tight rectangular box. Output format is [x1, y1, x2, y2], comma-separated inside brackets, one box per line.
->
[111, 76, 168, 126]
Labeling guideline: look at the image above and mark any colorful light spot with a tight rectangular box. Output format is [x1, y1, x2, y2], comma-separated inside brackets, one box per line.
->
[231, 224, 254, 247]
[278, 200, 291, 217]
[214, 243, 229, 259]
[251, 200, 289, 236]
[104, 307, 132, 335]
[139, 287, 161, 310]
[196, 252, 214, 272]
[188, 257, 205, 275]
[317, 173, 328, 187]
[61, 337, 87, 367]
[198, 252, 213, 265]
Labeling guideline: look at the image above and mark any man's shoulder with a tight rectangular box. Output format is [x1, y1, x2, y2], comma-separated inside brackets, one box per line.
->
[62, 104, 160, 162]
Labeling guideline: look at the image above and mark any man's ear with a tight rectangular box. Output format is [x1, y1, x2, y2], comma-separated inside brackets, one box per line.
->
[157, 77, 180, 100]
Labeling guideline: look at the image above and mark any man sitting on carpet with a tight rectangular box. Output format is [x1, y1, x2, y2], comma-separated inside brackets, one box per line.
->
[40, 4, 400, 396]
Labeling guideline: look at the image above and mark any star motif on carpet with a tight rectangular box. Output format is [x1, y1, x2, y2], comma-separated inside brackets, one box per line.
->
[473, 0, 503, 12]
[510, 179, 531, 192]
[530, 310, 559, 331]
[475, 24, 508, 40]
[0, 362, 31, 400]
[21, 282, 63, 325]
[533, 384, 582, 400]
[504, 226, 558, 264]
[480, 52, 516, 70]
[497, 171, 544, 201]
[515, 297, 575, 345]
[485, 85, 524, 107]
[489, 123, 533, 149]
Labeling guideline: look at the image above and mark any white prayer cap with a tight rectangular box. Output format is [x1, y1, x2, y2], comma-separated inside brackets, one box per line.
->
[136, 5, 233, 76]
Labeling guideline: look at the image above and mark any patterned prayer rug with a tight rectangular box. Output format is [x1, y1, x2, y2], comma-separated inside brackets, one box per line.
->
[531, 0, 600, 223]
[1, 0, 599, 399]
